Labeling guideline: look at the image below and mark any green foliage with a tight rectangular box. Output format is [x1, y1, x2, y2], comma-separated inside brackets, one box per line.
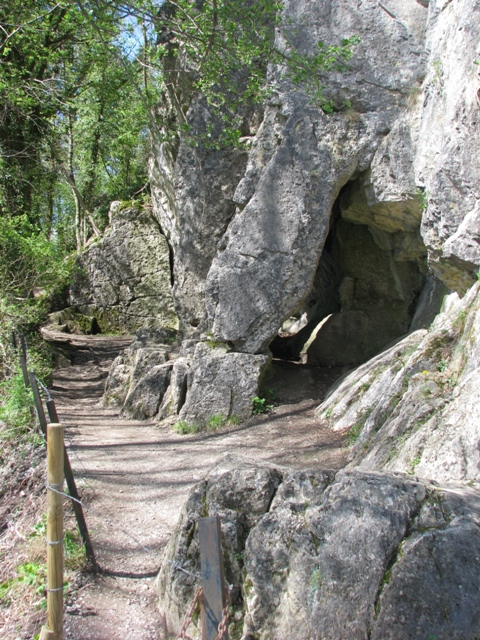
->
[206, 414, 225, 431]
[252, 388, 276, 414]
[148, 0, 360, 147]
[0, 215, 72, 300]
[345, 421, 363, 444]
[64, 530, 86, 571]
[0, 0, 153, 247]
[173, 420, 199, 434]
[408, 455, 422, 475]
[415, 188, 429, 212]
[0, 374, 35, 435]
[0, 562, 47, 608]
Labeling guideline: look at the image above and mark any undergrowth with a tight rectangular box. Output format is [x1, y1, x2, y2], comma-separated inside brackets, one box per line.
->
[252, 388, 276, 415]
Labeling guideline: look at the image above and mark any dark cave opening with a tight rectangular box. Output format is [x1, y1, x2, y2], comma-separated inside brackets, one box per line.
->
[270, 178, 433, 368]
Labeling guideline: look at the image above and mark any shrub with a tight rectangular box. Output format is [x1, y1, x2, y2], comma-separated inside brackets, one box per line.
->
[252, 388, 276, 415]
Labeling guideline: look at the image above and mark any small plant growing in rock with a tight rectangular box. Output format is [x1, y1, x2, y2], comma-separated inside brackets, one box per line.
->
[252, 388, 276, 415]
[408, 455, 422, 475]
[173, 421, 199, 435]
[346, 421, 363, 444]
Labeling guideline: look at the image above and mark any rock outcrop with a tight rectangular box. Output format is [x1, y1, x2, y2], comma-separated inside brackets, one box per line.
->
[157, 457, 480, 640]
[104, 333, 268, 426]
[100, 0, 480, 427]
[316, 281, 480, 485]
[70, 202, 178, 334]
[143, 1, 480, 637]
[146, 0, 479, 390]
[103, 328, 178, 419]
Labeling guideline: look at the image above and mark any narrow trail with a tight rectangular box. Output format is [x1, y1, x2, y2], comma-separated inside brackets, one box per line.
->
[50, 334, 348, 640]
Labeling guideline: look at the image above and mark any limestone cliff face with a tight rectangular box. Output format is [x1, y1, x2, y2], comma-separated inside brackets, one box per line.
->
[151, 0, 480, 358]
[146, 3, 480, 634]
[146, 0, 480, 431]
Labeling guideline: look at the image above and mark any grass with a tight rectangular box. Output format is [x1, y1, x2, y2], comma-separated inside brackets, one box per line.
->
[345, 421, 363, 445]
[0, 374, 36, 436]
[175, 414, 242, 434]
[0, 508, 86, 633]
[173, 420, 199, 435]
[206, 414, 225, 431]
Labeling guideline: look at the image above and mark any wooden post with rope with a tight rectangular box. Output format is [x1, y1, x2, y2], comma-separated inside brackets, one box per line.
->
[46, 396, 97, 570]
[30, 373, 97, 570]
[39, 423, 64, 640]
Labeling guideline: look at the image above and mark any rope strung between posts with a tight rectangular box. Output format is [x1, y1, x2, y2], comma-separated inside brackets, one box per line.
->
[44, 483, 201, 579]
[37, 371, 208, 583]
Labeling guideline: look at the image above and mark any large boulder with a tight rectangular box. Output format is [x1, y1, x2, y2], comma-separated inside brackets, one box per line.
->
[70, 202, 178, 334]
[176, 342, 270, 428]
[103, 328, 178, 419]
[157, 459, 480, 640]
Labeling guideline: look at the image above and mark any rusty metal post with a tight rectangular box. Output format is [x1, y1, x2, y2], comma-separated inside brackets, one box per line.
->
[198, 516, 228, 640]
[19, 334, 29, 389]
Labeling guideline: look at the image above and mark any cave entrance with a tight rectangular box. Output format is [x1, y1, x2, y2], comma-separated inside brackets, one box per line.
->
[271, 176, 431, 370]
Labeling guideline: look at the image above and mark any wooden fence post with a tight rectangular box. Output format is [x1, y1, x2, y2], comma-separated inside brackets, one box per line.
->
[46, 398, 97, 570]
[30, 377, 97, 570]
[198, 516, 229, 640]
[40, 423, 64, 640]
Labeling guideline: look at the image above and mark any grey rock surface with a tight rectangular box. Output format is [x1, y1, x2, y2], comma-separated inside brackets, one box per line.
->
[203, 0, 428, 353]
[317, 282, 480, 485]
[103, 328, 178, 419]
[150, 99, 254, 335]
[177, 342, 270, 427]
[145, 0, 480, 422]
[156, 456, 283, 636]
[157, 460, 480, 640]
[415, 0, 480, 293]
[70, 203, 178, 334]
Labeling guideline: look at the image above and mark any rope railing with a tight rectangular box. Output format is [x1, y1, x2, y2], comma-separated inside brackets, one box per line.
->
[14, 331, 234, 640]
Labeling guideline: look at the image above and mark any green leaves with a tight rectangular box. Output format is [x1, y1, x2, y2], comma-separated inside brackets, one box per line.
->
[146, 0, 360, 148]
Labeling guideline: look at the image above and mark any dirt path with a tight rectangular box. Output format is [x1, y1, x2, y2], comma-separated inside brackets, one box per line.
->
[50, 335, 349, 640]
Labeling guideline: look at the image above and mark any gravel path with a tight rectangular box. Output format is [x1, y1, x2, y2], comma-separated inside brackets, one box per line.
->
[48, 334, 348, 639]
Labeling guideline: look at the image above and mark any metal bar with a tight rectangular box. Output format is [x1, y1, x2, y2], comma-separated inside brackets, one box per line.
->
[30, 373, 48, 437]
[19, 335, 29, 389]
[199, 516, 228, 640]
